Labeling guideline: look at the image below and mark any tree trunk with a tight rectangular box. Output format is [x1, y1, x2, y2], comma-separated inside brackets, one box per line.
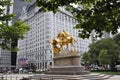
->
[110, 62, 116, 72]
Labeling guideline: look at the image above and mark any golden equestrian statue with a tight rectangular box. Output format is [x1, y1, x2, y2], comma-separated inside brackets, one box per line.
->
[57, 30, 77, 51]
[49, 30, 77, 56]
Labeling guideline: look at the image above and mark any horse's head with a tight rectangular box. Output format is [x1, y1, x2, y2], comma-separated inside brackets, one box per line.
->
[63, 30, 71, 37]
[57, 32, 65, 39]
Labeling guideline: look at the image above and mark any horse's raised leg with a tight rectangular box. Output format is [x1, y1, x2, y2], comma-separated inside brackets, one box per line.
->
[60, 45, 63, 51]
[71, 43, 76, 52]
[66, 44, 69, 50]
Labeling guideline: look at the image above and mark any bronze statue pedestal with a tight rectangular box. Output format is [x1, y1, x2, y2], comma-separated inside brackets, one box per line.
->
[47, 54, 89, 75]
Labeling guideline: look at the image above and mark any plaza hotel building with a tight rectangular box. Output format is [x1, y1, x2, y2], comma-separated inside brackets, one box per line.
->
[0, 49, 11, 71]
[17, 3, 92, 70]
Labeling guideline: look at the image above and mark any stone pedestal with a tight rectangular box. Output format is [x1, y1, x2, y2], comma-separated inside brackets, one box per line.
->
[47, 54, 89, 75]
[54, 55, 81, 66]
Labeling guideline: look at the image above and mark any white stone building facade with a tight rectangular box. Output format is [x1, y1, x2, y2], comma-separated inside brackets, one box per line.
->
[0, 48, 11, 71]
[17, 4, 92, 70]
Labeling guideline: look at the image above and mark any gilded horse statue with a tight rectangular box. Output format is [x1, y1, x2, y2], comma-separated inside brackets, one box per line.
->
[49, 30, 77, 56]
[57, 30, 77, 51]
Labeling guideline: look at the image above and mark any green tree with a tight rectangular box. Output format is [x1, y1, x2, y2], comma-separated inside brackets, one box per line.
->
[28, 63, 36, 72]
[89, 38, 120, 70]
[82, 52, 91, 66]
[89, 42, 101, 64]
[0, 20, 30, 52]
[0, 0, 14, 42]
[98, 49, 110, 69]
[113, 33, 120, 64]
[0, 0, 30, 51]
[118, 53, 120, 61]
[0, 0, 14, 21]
[113, 33, 120, 47]
[25, 0, 120, 38]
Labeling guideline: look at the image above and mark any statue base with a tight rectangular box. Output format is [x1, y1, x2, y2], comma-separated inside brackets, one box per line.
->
[47, 54, 89, 75]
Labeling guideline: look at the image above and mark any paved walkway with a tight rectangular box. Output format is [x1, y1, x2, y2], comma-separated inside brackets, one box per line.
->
[106, 75, 120, 80]
[0, 73, 120, 80]
[32, 73, 120, 80]
[83, 73, 120, 80]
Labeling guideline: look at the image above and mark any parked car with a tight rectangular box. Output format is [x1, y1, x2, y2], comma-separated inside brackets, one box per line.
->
[23, 69, 28, 73]
[36, 69, 43, 72]
[116, 65, 120, 70]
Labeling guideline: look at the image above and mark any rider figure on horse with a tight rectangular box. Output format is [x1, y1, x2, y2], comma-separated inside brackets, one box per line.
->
[49, 30, 77, 57]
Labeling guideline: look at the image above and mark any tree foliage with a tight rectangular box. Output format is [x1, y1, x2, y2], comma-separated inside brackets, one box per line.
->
[113, 33, 120, 47]
[0, 20, 30, 51]
[0, 0, 30, 51]
[0, 0, 15, 21]
[82, 52, 91, 65]
[25, 0, 120, 38]
[28, 63, 36, 72]
[0, 0, 14, 50]
[113, 33, 120, 63]
[89, 38, 120, 70]
[98, 49, 111, 65]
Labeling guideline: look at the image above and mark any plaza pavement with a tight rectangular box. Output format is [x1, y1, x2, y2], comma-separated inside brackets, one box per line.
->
[0, 73, 120, 80]
[32, 73, 120, 80]
[106, 75, 120, 80]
